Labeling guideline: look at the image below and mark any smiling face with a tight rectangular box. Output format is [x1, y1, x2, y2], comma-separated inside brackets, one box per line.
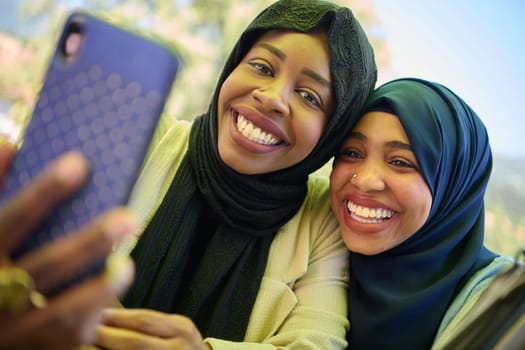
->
[217, 30, 334, 174]
[330, 111, 432, 255]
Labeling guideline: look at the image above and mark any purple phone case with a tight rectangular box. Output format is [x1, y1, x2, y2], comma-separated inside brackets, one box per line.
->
[1, 11, 180, 291]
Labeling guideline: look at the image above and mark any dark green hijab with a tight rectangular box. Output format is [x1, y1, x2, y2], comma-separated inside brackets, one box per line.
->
[347, 78, 497, 349]
[124, 0, 376, 341]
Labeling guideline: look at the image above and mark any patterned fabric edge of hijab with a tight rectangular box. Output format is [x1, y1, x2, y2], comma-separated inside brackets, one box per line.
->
[124, 0, 377, 342]
[347, 78, 497, 349]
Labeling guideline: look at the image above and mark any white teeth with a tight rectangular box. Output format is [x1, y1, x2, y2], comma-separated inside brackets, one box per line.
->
[236, 114, 280, 145]
[346, 200, 394, 223]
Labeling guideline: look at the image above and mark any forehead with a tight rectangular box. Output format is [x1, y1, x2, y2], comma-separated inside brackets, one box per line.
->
[353, 112, 409, 141]
[250, 29, 329, 58]
[255, 28, 328, 41]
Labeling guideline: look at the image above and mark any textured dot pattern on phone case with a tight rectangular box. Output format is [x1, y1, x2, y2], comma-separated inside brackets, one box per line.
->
[5, 65, 162, 251]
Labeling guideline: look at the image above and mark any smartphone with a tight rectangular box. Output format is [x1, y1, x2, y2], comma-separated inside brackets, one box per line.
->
[0, 11, 180, 293]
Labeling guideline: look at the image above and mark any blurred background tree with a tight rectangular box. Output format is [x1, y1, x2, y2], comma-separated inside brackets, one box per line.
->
[0, 0, 523, 256]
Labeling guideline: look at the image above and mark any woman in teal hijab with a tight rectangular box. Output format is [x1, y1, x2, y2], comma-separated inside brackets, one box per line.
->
[330, 78, 515, 349]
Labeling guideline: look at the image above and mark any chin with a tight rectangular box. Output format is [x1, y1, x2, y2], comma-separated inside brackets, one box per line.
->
[219, 152, 256, 174]
[342, 235, 387, 256]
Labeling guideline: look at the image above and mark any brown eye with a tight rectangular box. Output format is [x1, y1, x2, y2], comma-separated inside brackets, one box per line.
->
[390, 159, 416, 169]
[297, 90, 321, 108]
[338, 149, 362, 160]
[248, 61, 273, 76]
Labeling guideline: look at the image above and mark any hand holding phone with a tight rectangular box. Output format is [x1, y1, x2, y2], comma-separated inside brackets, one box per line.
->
[0, 11, 180, 294]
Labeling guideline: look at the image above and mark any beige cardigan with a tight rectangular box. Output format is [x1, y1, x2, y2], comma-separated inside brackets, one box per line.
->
[118, 116, 350, 349]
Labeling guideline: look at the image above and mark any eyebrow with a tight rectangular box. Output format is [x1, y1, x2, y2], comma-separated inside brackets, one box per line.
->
[348, 131, 413, 151]
[257, 43, 286, 60]
[255, 43, 331, 89]
[302, 68, 331, 89]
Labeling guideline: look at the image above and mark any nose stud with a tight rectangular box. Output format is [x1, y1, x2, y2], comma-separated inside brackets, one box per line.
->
[352, 173, 357, 179]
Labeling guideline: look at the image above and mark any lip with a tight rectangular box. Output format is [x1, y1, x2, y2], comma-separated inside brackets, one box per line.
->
[228, 106, 289, 153]
[345, 195, 392, 210]
[338, 194, 398, 234]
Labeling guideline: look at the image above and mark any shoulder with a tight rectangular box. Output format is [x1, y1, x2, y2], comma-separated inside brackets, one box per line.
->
[151, 115, 191, 148]
[454, 256, 515, 304]
[432, 256, 516, 349]
[288, 173, 336, 239]
[118, 116, 193, 255]
[245, 174, 348, 345]
[303, 173, 332, 212]
[143, 116, 192, 172]
[265, 173, 345, 282]
[306, 173, 330, 194]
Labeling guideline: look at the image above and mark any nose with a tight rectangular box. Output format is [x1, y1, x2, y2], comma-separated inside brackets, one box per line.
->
[351, 163, 386, 192]
[252, 79, 291, 116]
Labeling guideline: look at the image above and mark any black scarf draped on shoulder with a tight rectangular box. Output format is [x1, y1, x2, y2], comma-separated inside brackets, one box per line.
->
[123, 0, 376, 341]
[347, 78, 498, 349]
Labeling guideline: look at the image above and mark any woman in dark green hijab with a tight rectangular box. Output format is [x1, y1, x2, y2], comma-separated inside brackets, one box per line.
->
[94, 0, 377, 349]
[330, 78, 515, 349]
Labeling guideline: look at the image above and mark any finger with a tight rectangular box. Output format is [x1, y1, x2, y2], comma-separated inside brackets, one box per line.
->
[0, 257, 134, 349]
[0, 151, 88, 251]
[96, 324, 170, 350]
[18, 208, 136, 293]
[101, 309, 199, 339]
[73, 256, 135, 344]
[0, 140, 16, 189]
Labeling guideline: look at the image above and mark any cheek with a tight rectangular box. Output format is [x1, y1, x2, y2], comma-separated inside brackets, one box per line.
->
[293, 116, 326, 153]
[329, 165, 349, 208]
[218, 69, 246, 110]
[403, 181, 432, 230]
[329, 164, 344, 191]
[330, 162, 355, 193]
[217, 78, 234, 115]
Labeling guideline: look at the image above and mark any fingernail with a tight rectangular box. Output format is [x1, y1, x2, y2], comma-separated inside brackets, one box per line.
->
[104, 209, 137, 241]
[104, 254, 134, 295]
[53, 151, 88, 185]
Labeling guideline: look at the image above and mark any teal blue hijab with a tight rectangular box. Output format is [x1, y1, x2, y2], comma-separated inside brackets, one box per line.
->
[346, 78, 497, 349]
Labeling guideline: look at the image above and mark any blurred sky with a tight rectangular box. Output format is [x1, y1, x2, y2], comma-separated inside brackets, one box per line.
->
[372, 0, 525, 158]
